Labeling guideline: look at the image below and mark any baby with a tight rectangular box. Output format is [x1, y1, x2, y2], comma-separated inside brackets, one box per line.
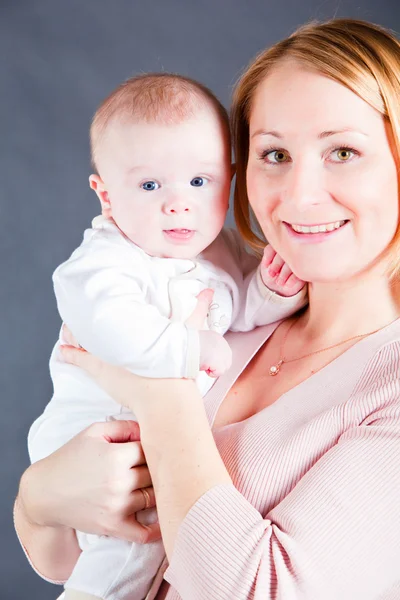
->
[28, 73, 306, 600]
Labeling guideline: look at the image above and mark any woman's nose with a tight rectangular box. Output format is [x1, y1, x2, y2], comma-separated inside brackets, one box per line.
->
[283, 161, 326, 210]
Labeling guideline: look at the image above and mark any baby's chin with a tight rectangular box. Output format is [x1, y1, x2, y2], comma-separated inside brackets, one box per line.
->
[129, 230, 222, 260]
[138, 242, 200, 260]
[148, 236, 217, 260]
[157, 246, 204, 260]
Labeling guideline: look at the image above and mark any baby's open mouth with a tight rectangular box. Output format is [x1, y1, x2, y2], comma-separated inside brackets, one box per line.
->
[163, 229, 196, 240]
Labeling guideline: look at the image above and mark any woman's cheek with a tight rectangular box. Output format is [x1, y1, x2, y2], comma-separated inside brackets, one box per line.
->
[247, 168, 266, 213]
[249, 178, 278, 230]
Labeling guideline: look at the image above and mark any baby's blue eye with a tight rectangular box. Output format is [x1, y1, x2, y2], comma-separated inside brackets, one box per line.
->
[141, 181, 160, 191]
[190, 176, 207, 187]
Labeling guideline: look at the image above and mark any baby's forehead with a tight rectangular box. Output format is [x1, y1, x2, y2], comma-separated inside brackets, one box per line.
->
[95, 111, 231, 177]
[111, 101, 226, 132]
[101, 108, 229, 151]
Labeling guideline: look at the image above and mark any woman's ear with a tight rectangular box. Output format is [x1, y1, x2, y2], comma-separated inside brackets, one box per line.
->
[89, 174, 112, 218]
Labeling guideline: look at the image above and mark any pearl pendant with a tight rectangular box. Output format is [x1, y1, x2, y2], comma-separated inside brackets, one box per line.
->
[269, 360, 283, 376]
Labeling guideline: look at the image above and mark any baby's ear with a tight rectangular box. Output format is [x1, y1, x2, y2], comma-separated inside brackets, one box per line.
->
[89, 174, 112, 218]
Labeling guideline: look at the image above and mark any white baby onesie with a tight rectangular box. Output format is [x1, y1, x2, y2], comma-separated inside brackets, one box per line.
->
[28, 216, 306, 600]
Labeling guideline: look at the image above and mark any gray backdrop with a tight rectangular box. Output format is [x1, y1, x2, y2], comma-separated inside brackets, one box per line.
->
[2, 1, 399, 598]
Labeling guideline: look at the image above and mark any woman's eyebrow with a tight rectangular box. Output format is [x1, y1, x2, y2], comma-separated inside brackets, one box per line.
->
[251, 129, 282, 140]
[318, 128, 369, 139]
[251, 127, 369, 140]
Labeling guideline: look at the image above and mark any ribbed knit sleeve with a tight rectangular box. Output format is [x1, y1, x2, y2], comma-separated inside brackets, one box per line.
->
[164, 344, 400, 600]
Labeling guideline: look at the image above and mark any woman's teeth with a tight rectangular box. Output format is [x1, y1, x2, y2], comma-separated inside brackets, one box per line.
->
[290, 220, 347, 234]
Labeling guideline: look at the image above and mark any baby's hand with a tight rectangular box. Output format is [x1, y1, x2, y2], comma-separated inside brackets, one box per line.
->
[261, 245, 305, 297]
[198, 330, 232, 378]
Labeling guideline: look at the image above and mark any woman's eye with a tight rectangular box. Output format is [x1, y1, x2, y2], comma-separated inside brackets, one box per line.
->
[263, 150, 290, 164]
[190, 176, 208, 187]
[141, 181, 160, 191]
[331, 148, 356, 162]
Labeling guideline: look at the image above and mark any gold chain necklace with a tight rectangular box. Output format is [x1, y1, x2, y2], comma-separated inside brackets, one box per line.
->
[269, 317, 386, 376]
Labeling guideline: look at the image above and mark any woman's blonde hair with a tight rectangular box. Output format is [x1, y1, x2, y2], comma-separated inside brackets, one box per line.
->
[232, 18, 400, 277]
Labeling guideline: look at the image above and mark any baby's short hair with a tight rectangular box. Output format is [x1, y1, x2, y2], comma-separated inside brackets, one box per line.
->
[90, 72, 230, 171]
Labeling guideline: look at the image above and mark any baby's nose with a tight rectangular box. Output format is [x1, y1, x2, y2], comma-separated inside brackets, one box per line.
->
[163, 197, 191, 214]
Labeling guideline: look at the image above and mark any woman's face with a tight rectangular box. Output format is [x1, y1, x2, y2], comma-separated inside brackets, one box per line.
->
[246, 61, 399, 283]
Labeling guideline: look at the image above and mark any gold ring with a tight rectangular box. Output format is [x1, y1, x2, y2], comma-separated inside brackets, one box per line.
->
[140, 487, 151, 510]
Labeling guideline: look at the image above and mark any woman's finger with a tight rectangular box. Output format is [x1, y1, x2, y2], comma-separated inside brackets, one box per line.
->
[132, 486, 157, 512]
[115, 518, 161, 544]
[128, 464, 153, 490]
[61, 324, 81, 348]
[116, 439, 146, 467]
[60, 345, 123, 391]
[60, 345, 155, 412]
[109, 488, 159, 543]
[113, 481, 155, 517]
[88, 419, 141, 444]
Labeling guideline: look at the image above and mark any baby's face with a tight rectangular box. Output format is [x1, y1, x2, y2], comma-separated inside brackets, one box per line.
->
[92, 108, 232, 259]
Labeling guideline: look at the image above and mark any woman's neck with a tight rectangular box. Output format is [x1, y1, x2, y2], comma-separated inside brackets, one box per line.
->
[299, 267, 400, 345]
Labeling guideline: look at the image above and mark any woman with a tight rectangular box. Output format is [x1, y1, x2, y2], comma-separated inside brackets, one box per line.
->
[15, 18, 400, 599]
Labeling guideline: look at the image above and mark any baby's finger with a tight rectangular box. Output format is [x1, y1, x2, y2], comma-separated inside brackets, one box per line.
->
[268, 253, 285, 277]
[285, 273, 306, 290]
[276, 263, 293, 286]
[262, 244, 276, 267]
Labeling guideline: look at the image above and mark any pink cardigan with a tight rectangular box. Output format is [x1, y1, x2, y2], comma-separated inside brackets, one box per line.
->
[153, 319, 400, 600]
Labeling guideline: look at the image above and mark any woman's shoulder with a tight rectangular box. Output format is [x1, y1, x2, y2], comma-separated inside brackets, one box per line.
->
[347, 320, 400, 415]
[362, 317, 400, 378]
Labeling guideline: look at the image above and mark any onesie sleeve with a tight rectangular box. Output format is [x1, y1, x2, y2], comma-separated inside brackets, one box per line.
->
[220, 229, 307, 332]
[231, 267, 308, 332]
[53, 230, 200, 379]
[164, 346, 400, 599]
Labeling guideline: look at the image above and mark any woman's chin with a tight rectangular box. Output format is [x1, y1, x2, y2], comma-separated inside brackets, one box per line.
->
[292, 264, 352, 285]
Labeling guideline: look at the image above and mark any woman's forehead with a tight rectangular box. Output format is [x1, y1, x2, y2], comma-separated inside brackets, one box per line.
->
[249, 63, 384, 140]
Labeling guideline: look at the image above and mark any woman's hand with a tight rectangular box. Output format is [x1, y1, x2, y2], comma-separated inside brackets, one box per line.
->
[22, 419, 161, 544]
[59, 292, 230, 559]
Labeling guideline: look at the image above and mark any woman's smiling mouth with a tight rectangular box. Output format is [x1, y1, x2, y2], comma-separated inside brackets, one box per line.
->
[282, 219, 350, 242]
[288, 220, 348, 233]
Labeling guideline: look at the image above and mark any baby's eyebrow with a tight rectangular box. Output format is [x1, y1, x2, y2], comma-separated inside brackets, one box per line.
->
[126, 165, 148, 174]
[196, 160, 227, 169]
